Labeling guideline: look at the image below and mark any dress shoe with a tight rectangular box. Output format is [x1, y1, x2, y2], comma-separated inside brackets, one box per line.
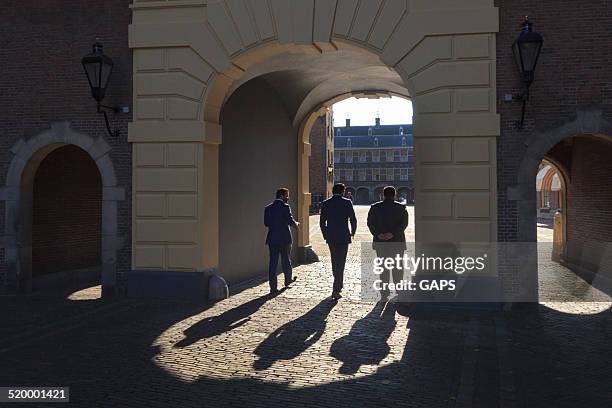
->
[270, 288, 280, 295]
[285, 276, 297, 288]
[331, 292, 343, 300]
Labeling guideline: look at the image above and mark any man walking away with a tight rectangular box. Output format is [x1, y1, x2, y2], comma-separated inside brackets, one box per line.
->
[367, 186, 408, 301]
[320, 183, 357, 300]
[264, 188, 299, 295]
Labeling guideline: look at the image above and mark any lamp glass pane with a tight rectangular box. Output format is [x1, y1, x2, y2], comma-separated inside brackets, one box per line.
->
[84, 60, 101, 88]
[520, 41, 541, 72]
[101, 63, 112, 89]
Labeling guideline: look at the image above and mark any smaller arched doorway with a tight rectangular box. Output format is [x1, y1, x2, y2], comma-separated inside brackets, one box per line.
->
[373, 187, 384, 203]
[31, 145, 102, 284]
[3, 123, 123, 296]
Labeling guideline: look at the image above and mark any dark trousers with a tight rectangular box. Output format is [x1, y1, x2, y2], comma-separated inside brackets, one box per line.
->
[268, 244, 292, 290]
[328, 243, 349, 293]
[375, 246, 405, 298]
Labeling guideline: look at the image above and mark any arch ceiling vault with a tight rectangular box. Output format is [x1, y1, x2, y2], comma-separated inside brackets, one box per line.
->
[129, 0, 500, 284]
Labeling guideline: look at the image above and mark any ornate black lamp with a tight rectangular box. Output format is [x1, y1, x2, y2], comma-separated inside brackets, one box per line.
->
[511, 17, 543, 129]
[82, 41, 119, 137]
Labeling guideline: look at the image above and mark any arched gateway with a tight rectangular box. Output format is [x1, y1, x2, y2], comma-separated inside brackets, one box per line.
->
[128, 0, 500, 296]
[2, 122, 124, 295]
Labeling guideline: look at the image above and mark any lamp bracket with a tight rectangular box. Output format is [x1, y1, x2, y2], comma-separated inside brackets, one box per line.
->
[96, 102, 121, 138]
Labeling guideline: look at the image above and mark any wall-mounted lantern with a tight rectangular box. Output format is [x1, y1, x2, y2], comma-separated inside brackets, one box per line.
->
[504, 16, 544, 129]
[505, 17, 543, 129]
[82, 41, 120, 138]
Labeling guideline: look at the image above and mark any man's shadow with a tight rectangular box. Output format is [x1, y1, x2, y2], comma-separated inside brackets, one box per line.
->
[253, 298, 337, 370]
[175, 292, 275, 348]
[329, 301, 397, 374]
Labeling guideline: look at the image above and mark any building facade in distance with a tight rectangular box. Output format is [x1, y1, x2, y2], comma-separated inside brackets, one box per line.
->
[334, 118, 413, 205]
[309, 111, 334, 210]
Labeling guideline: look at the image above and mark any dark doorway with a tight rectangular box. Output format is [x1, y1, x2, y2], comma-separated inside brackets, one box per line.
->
[32, 145, 102, 277]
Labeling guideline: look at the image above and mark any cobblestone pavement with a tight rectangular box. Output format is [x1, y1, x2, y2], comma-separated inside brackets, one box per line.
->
[1, 206, 611, 407]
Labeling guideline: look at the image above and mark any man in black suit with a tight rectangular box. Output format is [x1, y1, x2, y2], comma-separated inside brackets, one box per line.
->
[264, 188, 299, 295]
[367, 186, 408, 301]
[320, 183, 357, 300]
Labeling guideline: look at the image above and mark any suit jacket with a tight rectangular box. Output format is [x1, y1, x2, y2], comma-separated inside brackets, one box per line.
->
[320, 194, 357, 244]
[367, 199, 408, 250]
[264, 199, 298, 246]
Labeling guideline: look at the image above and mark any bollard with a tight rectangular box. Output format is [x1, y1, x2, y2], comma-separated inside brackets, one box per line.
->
[552, 210, 564, 262]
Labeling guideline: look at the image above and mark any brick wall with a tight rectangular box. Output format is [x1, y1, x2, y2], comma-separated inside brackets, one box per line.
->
[496, 0, 612, 242]
[32, 145, 102, 276]
[0, 1, 132, 286]
[563, 137, 612, 274]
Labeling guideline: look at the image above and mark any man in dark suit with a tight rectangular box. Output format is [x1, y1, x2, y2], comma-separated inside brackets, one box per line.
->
[264, 188, 299, 295]
[367, 186, 408, 301]
[320, 183, 357, 300]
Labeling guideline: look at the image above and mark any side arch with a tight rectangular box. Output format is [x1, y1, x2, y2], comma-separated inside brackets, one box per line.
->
[516, 110, 612, 242]
[0, 122, 124, 295]
[512, 110, 612, 301]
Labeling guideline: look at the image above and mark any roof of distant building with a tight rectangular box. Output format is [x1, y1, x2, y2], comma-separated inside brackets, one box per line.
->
[334, 123, 413, 148]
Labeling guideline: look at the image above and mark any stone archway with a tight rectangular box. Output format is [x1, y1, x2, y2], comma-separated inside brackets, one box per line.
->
[129, 0, 500, 293]
[512, 109, 612, 300]
[0, 122, 124, 296]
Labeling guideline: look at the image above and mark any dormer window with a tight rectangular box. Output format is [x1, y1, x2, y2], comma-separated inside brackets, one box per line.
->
[347, 138, 351, 148]
[399, 126, 404, 135]
[401, 137, 407, 146]
[337, 128, 342, 137]
[368, 127, 373, 136]
[374, 137, 379, 147]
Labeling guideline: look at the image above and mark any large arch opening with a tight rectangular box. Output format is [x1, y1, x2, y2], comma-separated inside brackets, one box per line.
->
[215, 45, 411, 283]
[129, 1, 501, 298]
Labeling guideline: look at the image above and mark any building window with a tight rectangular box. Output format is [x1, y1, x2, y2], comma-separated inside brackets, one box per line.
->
[359, 151, 366, 162]
[374, 137, 379, 147]
[394, 150, 400, 162]
[337, 129, 342, 137]
[346, 138, 351, 147]
[335, 169, 343, 181]
[373, 168, 381, 181]
[399, 126, 404, 135]
[400, 168, 409, 181]
[366, 168, 372, 181]
[366, 150, 372, 162]
[373, 150, 380, 162]
[346, 151, 353, 163]
[386, 150, 393, 162]
[359, 168, 366, 181]
[386, 168, 394, 181]
[353, 151, 359, 163]
[543, 190, 551, 207]
[400, 149, 408, 162]
[394, 168, 401, 180]
[368, 127, 373, 136]
[401, 137, 407, 146]
[345, 169, 353, 181]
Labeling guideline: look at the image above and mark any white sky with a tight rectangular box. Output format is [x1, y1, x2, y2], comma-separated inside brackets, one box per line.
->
[332, 96, 413, 127]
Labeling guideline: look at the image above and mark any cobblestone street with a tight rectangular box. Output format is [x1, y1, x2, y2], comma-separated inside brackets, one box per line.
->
[1, 206, 611, 407]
